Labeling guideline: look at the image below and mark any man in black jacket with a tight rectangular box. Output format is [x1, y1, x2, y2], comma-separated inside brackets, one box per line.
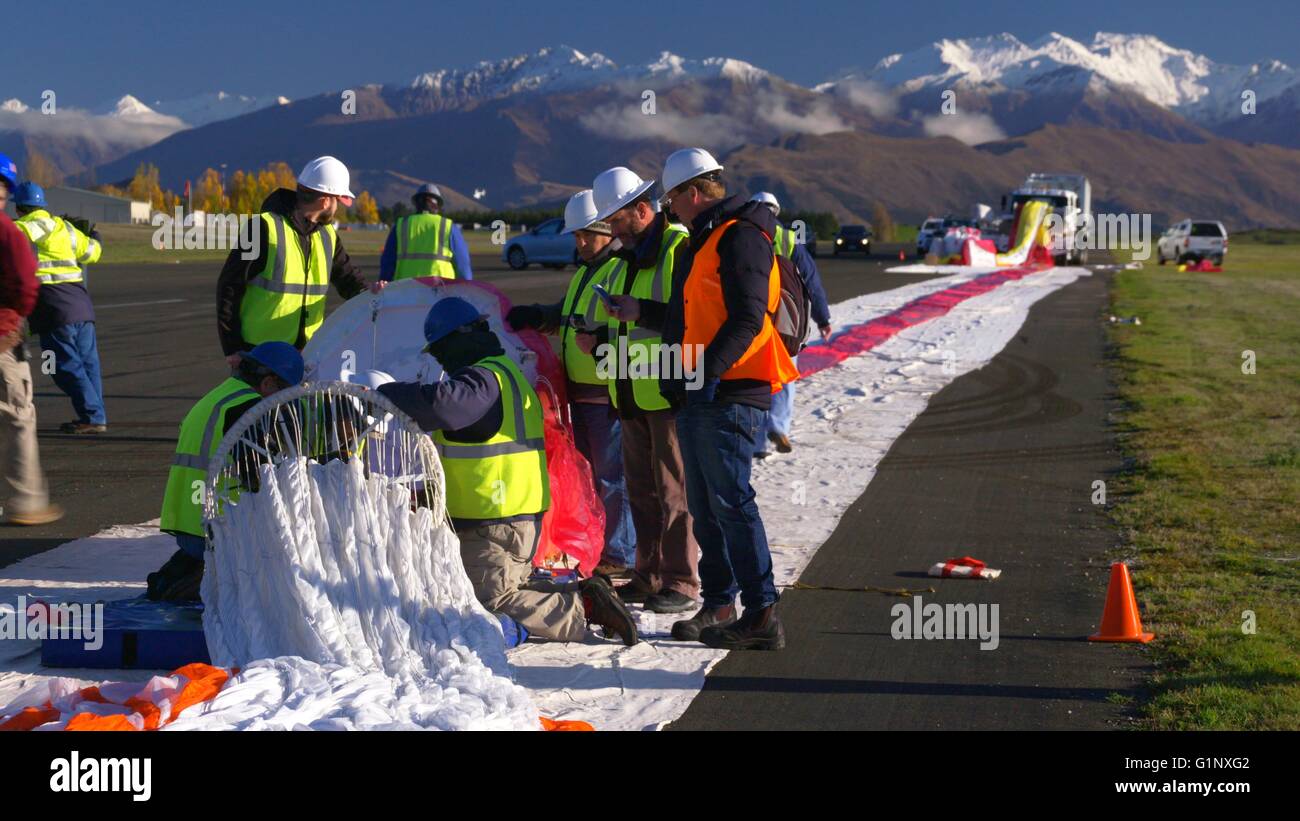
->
[216, 158, 369, 363]
[607, 148, 795, 651]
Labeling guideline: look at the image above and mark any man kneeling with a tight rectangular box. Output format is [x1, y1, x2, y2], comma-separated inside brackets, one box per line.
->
[378, 298, 637, 646]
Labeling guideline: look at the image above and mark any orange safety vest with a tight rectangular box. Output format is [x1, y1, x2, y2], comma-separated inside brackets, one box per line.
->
[682, 219, 800, 392]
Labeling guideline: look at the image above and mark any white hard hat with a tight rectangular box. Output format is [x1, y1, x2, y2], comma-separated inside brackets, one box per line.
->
[660, 148, 724, 196]
[348, 369, 395, 390]
[750, 191, 780, 217]
[592, 167, 655, 221]
[562, 190, 611, 235]
[297, 156, 356, 205]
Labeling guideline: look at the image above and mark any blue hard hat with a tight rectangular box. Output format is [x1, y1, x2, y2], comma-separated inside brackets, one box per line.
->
[13, 182, 45, 208]
[244, 342, 305, 385]
[0, 153, 16, 192]
[423, 297, 484, 348]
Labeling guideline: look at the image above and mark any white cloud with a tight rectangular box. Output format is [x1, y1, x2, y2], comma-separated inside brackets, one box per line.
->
[755, 92, 847, 135]
[835, 80, 899, 118]
[921, 112, 1005, 144]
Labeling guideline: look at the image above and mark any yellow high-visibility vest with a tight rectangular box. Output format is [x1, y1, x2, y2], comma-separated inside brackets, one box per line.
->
[394, 213, 456, 279]
[239, 212, 337, 346]
[15, 209, 101, 286]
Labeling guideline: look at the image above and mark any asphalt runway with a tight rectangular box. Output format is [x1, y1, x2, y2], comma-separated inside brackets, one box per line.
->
[0, 244, 931, 567]
[668, 269, 1151, 730]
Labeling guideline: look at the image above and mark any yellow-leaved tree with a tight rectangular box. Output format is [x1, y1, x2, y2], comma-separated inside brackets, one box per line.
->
[353, 191, 379, 224]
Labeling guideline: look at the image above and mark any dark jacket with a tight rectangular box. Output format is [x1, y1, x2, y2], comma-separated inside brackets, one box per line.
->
[216, 189, 367, 355]
[0, 212, 38, 340]
[790, 239, 831, 329]
[640, 196, 778, 411]
[377, 362, 542, 531]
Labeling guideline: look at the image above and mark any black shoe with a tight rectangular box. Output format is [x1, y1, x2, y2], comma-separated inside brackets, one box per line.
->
[699, 603, 785, 650]
[614, 575, 655, 604]
[767, 431, 793, 453]
[579, 577, 639, 646]
[645, 588, 697, 614]
[146, 549, 204, 602]
[753, 450, 770, 461]
[670, 604, 738, 641]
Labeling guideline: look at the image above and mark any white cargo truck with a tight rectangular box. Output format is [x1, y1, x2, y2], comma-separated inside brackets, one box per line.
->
[1003, 173, 1092, 264]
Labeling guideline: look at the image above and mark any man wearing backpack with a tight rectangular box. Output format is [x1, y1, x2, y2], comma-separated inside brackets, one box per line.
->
[606, 149, 799, 650]
[750, 193, 833, 457]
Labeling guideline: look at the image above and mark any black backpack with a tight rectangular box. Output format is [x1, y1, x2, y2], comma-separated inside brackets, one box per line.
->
[765, 230, 813, 356]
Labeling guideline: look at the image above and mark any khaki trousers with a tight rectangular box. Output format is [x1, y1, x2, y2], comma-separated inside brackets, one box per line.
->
[0, 348, 49, 516]
[621, 409, 699, 597]
[457, 518, 588, 642]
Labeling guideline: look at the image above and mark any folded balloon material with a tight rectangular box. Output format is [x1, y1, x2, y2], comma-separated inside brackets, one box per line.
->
[928, 556, 1001, 580]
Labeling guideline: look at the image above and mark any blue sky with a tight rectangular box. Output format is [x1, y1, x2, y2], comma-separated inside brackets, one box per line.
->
[5, 0, 1295, 107]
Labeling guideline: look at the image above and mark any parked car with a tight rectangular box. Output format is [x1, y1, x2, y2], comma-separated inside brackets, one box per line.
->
[834, 224, 872, 256]
[1157, 219, 1228, 265]
[502, 218, 577, 270]
[916, 217, 945, 257]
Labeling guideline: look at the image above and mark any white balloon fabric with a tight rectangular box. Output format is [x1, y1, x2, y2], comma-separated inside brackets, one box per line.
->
[304, 279, 539, 388]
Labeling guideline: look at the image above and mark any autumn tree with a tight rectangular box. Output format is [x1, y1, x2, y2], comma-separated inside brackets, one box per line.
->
[193, 168, 226, 212]
[353, 191, 379, 224]
[24, 150, 63, 187]
[871, 202, 895, 243]
[127, 163, 167, 211]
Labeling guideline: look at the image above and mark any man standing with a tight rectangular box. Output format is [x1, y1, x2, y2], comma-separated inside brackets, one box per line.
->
[608, 149, 799, 650]
[12, 182, 107, 435]
[149, 342, 304, 600]
[749, 192, 833, 457]
[0, 155, 62, 525]
[588, 166, 699, 615]
[506, 190, 636, 576]
[379, 183, 473, 281]
[378, 298, 637, 645]
[217, 156, 368, 363]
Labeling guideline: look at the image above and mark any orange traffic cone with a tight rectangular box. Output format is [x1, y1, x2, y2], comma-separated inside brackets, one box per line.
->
[1088, 562, 1154, 643]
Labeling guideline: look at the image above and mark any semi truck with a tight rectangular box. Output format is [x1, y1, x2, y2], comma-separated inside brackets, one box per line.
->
[1002, 173, 1092, 265]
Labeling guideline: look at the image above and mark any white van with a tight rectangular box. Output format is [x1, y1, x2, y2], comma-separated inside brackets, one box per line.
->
[1157, 220, 1228, 265]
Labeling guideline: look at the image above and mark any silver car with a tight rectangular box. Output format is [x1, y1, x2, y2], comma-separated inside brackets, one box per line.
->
[502, 218, 578, 270]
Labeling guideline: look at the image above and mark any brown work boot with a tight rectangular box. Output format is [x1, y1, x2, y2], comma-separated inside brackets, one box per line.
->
[767, 431, 793, 453]
[592, 560, 632, 580]
[614, 573, 655, 604]
[699, 602, 785, 651]
[5, 504, 65, 526]
[670, 603, 738, 642]
[579, 577, 638, 646]
[60, 422, 107, 435]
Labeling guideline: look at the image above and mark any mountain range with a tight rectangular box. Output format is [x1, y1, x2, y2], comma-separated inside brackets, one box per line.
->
[3, 34, 1299, 226]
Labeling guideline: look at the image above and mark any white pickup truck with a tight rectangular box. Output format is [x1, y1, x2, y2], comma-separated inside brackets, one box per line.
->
[1157, 220, 1228, 265]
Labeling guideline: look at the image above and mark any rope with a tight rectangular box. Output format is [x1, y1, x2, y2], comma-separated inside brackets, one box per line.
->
[790, 581, 936, 598]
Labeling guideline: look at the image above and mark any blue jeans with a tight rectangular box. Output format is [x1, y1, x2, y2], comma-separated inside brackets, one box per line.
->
[175, 533, 206, 560]
[40, 321, 106, 425]
[766, 381, 794, 437]
[676, 400, 778, 610]
[570, 401, 636, 566]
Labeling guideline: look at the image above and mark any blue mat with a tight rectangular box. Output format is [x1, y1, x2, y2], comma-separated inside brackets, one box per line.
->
[42, 596, 531, 668]
[41, 596, 209, 670]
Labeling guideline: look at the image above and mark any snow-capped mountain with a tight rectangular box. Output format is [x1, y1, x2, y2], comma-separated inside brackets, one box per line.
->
[151, 91, 292, 127]
[825, 31, 1299, 127]
[397, 45, 769, 109]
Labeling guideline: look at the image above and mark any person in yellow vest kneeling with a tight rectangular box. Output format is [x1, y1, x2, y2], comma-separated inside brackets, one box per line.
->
[148, 342, 304, 601]
[377, 298, 637, 646]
